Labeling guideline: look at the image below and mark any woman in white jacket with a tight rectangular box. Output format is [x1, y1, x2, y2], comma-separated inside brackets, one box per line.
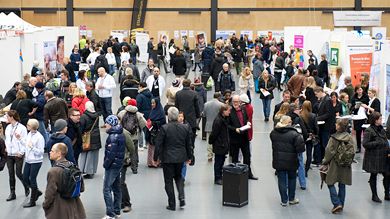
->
[105, 47, 116, 75]
[238, 67, 255, 101]
[21, 119, 45, 208]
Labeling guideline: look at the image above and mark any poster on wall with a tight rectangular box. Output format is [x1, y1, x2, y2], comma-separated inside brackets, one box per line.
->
[135, 32, 149, 63]
[158, 31, 169, 43]
[196, 32, 206, 49]
[294, 35, 304, 48]
[43, 41, 57, 73]
[330, 48, 339, 66]
[189, 30, 194, 38]
[57, 36, 64, 65]
[240, 30, 253, 40]
[349, 53, 373, 87]
[174, 31, 179, 39]
[369, 64, 381, 93]
[180, 30, 188, 38]
[216, 30, 236, 40]
[386, 64, 390, 119]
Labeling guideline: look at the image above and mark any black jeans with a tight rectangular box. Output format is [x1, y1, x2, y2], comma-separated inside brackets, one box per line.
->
[120, 166, 132, 208]
[355, 129, 363, 151]
[214, 154, 226, 181]
[157, 55, 169, 73]
[274, 71, 282, 89]
[230, 139, 252, 175]
[162, 163, 185, 207]
[7, 156, 27, 191]
[305, 140, 313, 172]
[369, 173, 390, 195]
[23, 162, 42, 189]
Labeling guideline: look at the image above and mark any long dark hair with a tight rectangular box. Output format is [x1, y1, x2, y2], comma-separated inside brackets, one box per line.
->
[300, 100, 312, 125]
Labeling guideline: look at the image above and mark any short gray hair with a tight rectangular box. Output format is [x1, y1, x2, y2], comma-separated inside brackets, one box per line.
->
[167, 107, 179, 122]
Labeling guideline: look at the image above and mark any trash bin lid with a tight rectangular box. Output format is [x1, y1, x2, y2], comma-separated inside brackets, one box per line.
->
[222, 163, 249, 174]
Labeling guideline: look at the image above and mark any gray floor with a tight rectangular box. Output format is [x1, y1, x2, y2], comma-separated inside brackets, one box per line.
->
[1, 64, 389, 219]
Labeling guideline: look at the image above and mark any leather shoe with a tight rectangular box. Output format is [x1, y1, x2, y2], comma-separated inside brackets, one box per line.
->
[249, 175, 259, 180]
[166, 205, 176, 211]
[214, 179, 222, 185]
[6, 193, 16, 201]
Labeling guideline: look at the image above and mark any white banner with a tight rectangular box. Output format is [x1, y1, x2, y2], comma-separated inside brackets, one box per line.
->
[333, 11, 382, 27]
[135, 32, 149, 63]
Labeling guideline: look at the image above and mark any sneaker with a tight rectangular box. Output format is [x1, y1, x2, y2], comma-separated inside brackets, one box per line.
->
[280, 202, 287, 207]
[289, 198, 300, 205]
[115, 215, 121, 218]
[331, 205, 343, 214]
[139, 147, 144, 151]
[101, 216, 114, 219]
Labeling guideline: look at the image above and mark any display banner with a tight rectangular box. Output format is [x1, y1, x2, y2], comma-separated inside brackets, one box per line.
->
[294, 35, 304, 48]
[216, 30, 236, 40]
[349, 53, 373, 87]
[386, 64, 390, 120]
[333, 11, 382, 27]
[135, 32, 149, 63]
[131, 0, 148, 30]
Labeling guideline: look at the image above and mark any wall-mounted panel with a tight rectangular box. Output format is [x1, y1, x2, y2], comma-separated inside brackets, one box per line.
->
[22, 11, 67, 26]
[21, 0, 66, 8]
[144, 11, 211, 48]
[74, 0, 134, 8]
[362, 0, 390, 7]
[147, 0, 210, 8]
[74, 12, 132, 40]
[219, 0, 354, 8]
[218, 11, 334, 32]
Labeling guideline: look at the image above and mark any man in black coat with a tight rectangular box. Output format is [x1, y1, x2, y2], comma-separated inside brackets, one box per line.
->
[154, 107, 193, 211]
[227, 95, 258, 180]
[86, 82, 102, 115]
[94, 51, 109, 73]
[2, 82, 21, 106]
[175, 79, 200, 146]
[66, 108, 82, 163]
[314, 86, 336, 163]
[209, 49, 227, 83]
[147, 37, 154, 60]
[120, 77, 139, 102]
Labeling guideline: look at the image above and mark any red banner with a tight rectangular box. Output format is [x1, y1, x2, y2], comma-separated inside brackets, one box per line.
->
[349, 53, 372, 87]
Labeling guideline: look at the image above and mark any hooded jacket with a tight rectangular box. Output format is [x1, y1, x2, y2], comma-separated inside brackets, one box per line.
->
[136, 87, 153, 119]
[322, 132, 354, 185]
[47, 133, 76, 164]
[104, 125, 125, 169]
[117, 105, 147, 136]
[270, 125, 305, 171]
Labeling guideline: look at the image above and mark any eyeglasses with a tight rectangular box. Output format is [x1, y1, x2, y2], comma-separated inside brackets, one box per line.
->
[72, 114, 81, 117]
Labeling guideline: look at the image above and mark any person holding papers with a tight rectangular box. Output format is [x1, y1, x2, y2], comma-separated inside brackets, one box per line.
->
[227, 95, 258, 180]
[258, 69, 276, 122]
[351, 85, 369, 153]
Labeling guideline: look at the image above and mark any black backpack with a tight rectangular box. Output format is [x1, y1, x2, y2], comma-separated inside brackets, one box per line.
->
[55, 162, 83, 199]
[121, 111, 139, 135]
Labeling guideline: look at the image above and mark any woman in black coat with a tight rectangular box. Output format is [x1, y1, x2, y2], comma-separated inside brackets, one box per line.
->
[362, 89, 381, 116]
[10, 90, 38, 126]
[208, 104, 230, 185]
[317, 54, 329, 87]
[362, 112, 390, 202]
[79, 101, 101, 178]
[172, 50, 187, 77]
[351, 85, 369, 153]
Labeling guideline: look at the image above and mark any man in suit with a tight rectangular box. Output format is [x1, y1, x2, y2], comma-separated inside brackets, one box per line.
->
[157, 37, 170, 73]
[227, 95, 258, 180]
[175, 79, 200, 147]
[273, 90, 291, 119]
[314, 87, 335, 164]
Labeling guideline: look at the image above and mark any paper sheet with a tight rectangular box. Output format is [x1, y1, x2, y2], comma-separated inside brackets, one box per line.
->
[352, 106, 367, 120]
[261, 89, 270, 97]
[239, 124, 251, 131]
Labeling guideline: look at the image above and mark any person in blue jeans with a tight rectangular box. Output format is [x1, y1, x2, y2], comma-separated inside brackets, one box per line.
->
[297, 153, 306, 190]
[258, 69, 276, 122]
[102, 115, 125, 219]
[322, 118, 354, 214]
[270, 115, 305, 206]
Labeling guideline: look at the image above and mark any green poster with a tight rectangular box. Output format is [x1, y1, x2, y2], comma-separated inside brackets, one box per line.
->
[330, 48, 339, 66]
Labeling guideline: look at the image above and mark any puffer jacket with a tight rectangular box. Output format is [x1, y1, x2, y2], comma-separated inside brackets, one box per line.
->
[136, 88, 153, 119]
[47, 133, 75, 164]
[80, 110, 101, 151]
[210, 54, 227, 82]
[117, 105, 147, 136]
[208, 114, 230, 155]
[71, 96, 90, 115]
[104, 125, 125, 169]
[362, 125, 390, 173]
[270, 125, 305, 171]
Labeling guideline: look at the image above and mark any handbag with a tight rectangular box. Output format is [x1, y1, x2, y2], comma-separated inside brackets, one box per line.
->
[82, 117, 98, 151]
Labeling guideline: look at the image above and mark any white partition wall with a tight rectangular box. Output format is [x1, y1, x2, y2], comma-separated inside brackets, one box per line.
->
[0, 36, 22, 96]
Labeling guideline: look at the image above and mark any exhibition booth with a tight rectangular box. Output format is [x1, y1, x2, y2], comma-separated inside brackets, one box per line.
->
[0, 12, 78, 96]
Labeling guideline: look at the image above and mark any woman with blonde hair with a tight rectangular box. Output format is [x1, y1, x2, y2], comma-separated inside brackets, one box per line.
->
[238, 67, 254, 100]
[335, 67, 346, 93]
[71, 88, 90, 115]
[304, 76, 318, 108]
[274, 102, 290, 126]
[76, 70, 88, 93]
[65, 82, 77, 107]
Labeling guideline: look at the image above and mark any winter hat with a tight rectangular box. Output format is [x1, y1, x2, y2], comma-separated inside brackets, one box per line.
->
[54, 119, 68, 132]
[127, 98, 137, 107]
[85, 101, 95, 113]
[105, 115, 119, 127]
[35, 82, 45, 89]
[172, 79, 180, 87]
[192, 78, 202, 86]
[239, 93, 250, 104]
[122, 96, 131, 106]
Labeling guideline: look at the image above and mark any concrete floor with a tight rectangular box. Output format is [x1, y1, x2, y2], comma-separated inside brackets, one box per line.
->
[0, 64, 389, 219]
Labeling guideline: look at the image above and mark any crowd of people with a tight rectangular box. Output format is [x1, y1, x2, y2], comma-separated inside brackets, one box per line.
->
[0, 33, 389, 218]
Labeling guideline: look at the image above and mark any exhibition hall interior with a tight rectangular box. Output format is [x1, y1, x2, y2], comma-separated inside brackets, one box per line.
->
[0, 0, 390, 218]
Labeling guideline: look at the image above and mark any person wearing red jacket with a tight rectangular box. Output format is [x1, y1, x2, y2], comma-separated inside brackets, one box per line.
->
[71, 88, 90, 115]
[240, 93, 253, 141]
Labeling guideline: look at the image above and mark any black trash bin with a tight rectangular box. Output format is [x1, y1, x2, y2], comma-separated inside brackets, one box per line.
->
[222, 163, 249, 207]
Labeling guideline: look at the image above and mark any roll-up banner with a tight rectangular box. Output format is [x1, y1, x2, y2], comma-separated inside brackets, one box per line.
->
[131, 0, 148, 30]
